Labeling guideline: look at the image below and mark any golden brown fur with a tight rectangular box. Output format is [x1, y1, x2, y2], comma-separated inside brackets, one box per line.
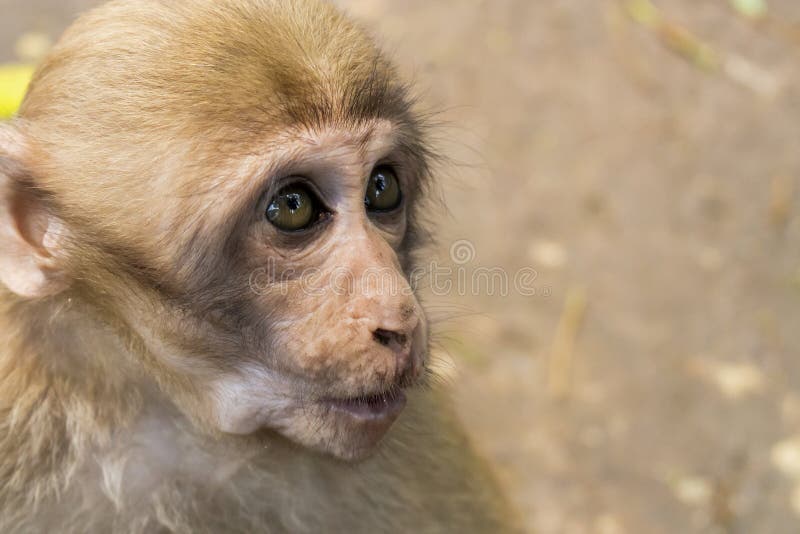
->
[0, 1, 520, 532]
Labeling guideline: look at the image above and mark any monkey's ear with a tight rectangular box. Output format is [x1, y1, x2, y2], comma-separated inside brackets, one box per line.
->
[0, 124, 69, 298]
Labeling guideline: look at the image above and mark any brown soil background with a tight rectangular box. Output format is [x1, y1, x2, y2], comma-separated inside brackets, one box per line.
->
[3, 1, 800, 532]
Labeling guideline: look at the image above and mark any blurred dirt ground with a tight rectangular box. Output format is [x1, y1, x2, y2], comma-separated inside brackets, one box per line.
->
[3, 1, 800, 532]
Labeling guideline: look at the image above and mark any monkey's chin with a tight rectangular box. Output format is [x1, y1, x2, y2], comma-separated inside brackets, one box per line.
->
[212, 378, 412, 461]
[311, 389, 407, 461]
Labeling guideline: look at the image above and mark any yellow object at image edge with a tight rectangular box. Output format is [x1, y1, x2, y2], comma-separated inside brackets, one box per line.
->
[0, 64, 35, 119]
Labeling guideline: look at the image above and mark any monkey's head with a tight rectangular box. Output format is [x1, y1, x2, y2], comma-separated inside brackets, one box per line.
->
[0, 0, 436, 461]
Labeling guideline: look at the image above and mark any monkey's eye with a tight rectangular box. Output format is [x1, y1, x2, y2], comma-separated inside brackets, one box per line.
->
[266, 185, 321, 232]
[365, 166, 402, 212]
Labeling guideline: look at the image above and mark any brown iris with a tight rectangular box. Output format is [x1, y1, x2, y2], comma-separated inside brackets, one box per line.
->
[266, 185, 319, 231]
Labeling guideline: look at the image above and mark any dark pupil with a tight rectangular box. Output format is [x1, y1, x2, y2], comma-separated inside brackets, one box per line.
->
[286, 193, 301, 211]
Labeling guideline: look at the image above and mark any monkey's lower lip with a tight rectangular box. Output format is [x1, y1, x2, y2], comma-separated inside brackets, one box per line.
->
[325, 390, 407, 422]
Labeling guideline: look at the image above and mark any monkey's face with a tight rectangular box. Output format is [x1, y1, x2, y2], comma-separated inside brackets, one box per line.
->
[115, 121, 429, 461]
[0, 0, 433, 463]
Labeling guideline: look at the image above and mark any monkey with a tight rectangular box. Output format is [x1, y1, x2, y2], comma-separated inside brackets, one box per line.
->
[0, 0, 522, 532]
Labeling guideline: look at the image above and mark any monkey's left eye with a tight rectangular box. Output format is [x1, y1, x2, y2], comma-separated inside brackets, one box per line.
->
[365, 166, 402, 212]
[266, 185, 323, 232]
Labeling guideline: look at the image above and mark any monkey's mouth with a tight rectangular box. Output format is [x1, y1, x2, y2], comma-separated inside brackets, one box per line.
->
[309, 362, 422, 458]
[323, 389, 407, 423]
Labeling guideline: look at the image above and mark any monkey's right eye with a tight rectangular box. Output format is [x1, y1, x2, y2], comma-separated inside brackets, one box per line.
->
[266, 185, 323, 232]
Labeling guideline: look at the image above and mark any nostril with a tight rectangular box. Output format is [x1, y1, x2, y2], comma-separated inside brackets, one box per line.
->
[372, 328, 415, 384]
[373, 329, 390, 346]
[372, 328, 407, 350]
